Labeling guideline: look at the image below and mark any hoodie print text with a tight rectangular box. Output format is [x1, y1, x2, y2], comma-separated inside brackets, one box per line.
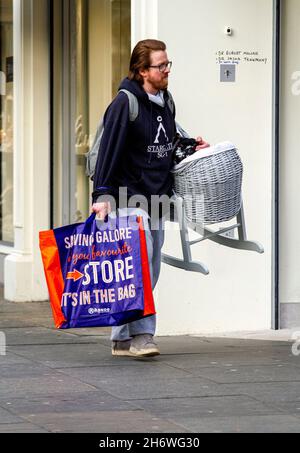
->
[147, 115, 173, 159]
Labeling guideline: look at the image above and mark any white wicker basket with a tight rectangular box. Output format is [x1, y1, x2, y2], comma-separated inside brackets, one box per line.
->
[171, 142, 243, 224]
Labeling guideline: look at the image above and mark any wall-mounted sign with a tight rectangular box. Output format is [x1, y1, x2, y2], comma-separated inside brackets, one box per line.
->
[220, 64, 236, 82]
[216, 50, 268, 65]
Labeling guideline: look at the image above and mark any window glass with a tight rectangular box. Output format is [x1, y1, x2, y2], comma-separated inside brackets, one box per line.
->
[52, 0, 131, 227]
[0, 0, 13, 243]
[75, 0, 131, 223]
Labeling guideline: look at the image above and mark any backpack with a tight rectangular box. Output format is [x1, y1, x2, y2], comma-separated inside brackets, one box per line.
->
[85, 89, 176, 179]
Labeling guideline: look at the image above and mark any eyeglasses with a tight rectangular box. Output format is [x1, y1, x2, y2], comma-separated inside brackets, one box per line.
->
[148, 61, 173, 72]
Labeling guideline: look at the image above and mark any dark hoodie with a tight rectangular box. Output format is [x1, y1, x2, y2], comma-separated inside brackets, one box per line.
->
[92, 78, 176, 211]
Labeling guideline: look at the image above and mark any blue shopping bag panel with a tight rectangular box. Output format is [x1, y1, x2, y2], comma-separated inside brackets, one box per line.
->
[39, 215, 155, 329]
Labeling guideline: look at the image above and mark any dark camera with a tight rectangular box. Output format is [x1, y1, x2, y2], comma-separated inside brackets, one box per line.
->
[173, 136, 198, 165]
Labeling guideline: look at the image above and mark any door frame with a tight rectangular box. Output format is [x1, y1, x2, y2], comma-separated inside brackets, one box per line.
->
[272, 0, 281, 329]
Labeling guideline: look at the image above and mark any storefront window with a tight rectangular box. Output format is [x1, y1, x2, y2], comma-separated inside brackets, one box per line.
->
[0, 0, 13, 243]
[52, 0, 131, 227]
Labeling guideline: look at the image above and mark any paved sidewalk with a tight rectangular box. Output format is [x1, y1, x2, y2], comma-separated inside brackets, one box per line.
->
[1, 293, 300, 433]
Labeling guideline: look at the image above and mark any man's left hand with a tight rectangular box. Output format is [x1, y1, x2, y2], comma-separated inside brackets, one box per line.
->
[196, 136, 210, 150]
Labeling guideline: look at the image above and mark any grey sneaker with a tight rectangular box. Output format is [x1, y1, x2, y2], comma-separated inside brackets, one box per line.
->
[111, 339, 133, 357]
[129, 334, 160, 357]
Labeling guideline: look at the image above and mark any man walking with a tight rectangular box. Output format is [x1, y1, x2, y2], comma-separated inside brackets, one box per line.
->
[91, 39, 207, 357]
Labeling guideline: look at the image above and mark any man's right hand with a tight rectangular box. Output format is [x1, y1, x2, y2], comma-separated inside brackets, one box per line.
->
[91, 202, 112, 220]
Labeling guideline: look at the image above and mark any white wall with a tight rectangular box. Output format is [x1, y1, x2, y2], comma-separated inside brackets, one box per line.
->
[132, 0, 274, 334]
[280, 0, 300, 307]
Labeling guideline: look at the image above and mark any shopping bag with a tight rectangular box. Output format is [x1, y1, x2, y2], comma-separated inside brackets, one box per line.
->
[39, 214, 155, 329]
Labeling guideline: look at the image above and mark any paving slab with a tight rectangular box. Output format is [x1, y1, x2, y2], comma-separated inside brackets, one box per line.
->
[221, 381, 300, 405]
[3, 327, 103, 346]
[0, 362, 63, 379]
[171, 414, 300, 433]
[0, 316, 53, 329]
[0, 372, 98, 398]
[0, 392, 138, 415]
[269, 401, 300, 417]
[162, 349, 297, 369]
[57, 362, 191, 382]
[0, 407, 25, 424]
[0, 423, 49, 433]
[0, 351, 34, 366]
[66, 327, 111, 337]
[130, 395, 278, 419]
[158, 336, 290, 354]
[6, 343, 135, 369]
[1, 289, 300, 433]
[188, 363, 300, 384]
[18, 410, 189, 433]
[75, 374, 241, 401]
[0, 299, 53, 329]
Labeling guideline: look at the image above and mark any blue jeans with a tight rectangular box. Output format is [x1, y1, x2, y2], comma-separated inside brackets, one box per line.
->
[111, 209, 165, 341]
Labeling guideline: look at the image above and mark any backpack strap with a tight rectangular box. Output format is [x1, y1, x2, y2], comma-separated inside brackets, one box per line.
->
[176, 122, 190, 138]
[86, 90, 138, 179]
[120, 88, 175, 120]
[165, 91, 189, 137]
[119, 89, 139, 122]
[166, 90, 175, 116]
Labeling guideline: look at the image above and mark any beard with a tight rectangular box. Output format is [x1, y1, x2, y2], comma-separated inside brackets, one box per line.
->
[148, 75, 169, 91]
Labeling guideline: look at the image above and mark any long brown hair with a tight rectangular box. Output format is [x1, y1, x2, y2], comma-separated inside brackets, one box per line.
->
[128, 39, 166, 85]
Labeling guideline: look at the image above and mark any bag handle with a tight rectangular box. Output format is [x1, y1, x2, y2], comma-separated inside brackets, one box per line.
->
[85, 212, 96, 225]
[85, 212, 113, 230]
